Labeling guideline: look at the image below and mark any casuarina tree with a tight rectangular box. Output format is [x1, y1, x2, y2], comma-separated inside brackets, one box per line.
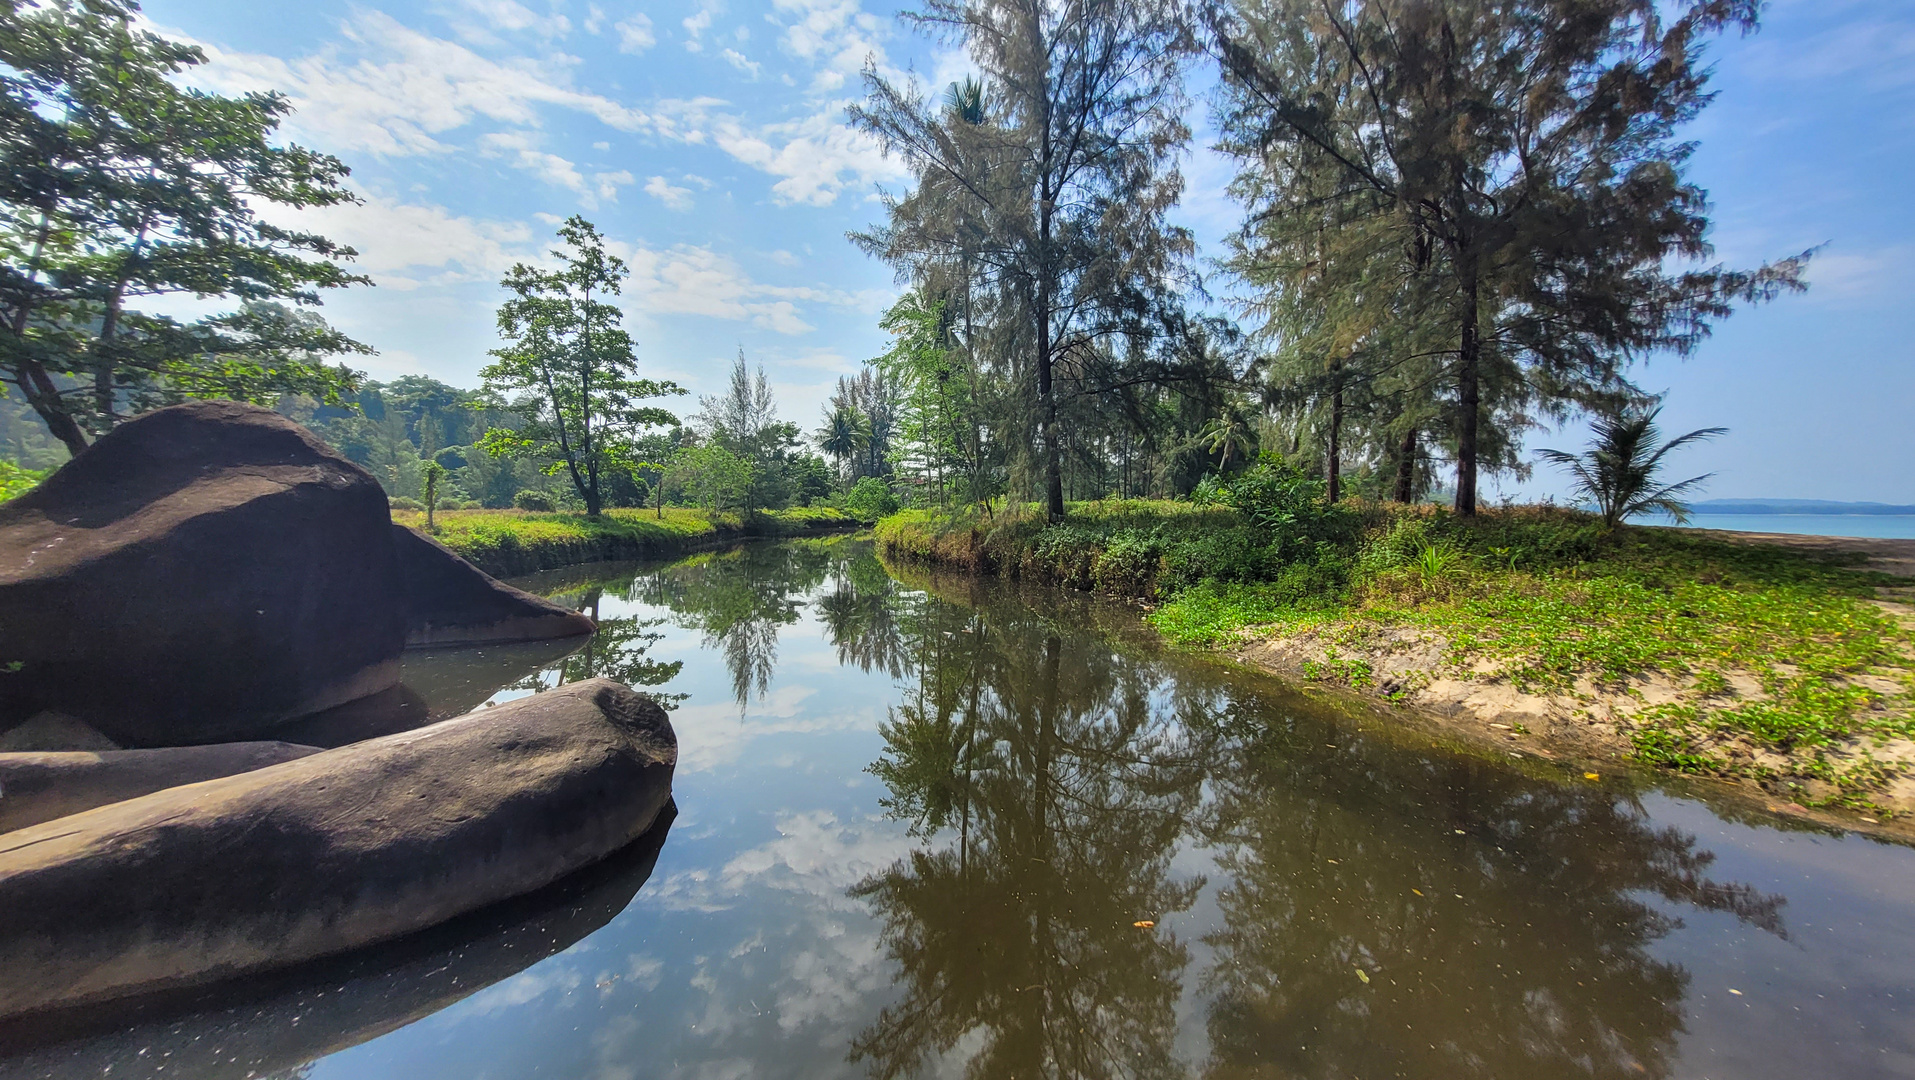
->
[1212, 0, 1809, 515]
[853, 0, 1196, 521]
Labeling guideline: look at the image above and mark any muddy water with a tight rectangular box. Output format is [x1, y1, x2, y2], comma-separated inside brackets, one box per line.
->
[5, 538, 1913, 1079]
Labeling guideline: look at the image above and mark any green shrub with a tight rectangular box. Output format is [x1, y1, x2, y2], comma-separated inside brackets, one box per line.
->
[388, 496, 424, 511]
[0, 459, 46, 502]
[846, 477, 900, 522]
[513, 489, 555, 512]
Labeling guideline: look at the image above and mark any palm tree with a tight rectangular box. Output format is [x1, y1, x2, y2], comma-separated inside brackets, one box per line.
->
[817, 405, 872, 487]
[1195, 413, 1254, 474]
[1537, 407, 1726, 529]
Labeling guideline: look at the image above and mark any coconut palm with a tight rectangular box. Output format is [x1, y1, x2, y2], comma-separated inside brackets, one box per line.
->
[1537, 407, 1726, 529]
[817, 405, 872, 486]
[1195, 413, 1255, 473]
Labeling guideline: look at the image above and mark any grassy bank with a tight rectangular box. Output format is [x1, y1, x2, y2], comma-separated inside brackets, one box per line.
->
[877, 489, 1915, 815]
[394, 505, 860, 578]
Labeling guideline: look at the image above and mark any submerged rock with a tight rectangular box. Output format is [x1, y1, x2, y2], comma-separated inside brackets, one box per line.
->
[394, 525, 595, 647]
[0, 742, 322, 834]
[0, 401, 405, 745]
[0, 678, 675, 1021]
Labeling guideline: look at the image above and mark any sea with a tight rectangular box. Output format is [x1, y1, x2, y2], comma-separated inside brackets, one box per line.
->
[1668, 514, 1915, 540]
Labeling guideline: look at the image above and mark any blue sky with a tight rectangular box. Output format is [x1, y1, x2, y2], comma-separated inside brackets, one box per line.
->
[147, 0, 1912, 502]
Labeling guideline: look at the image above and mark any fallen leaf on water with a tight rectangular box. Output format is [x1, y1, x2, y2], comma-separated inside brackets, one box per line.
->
[1411, 888, 1424, 896]
[1354, 969, 1370, 984]
[1584, 772, 1601, 781]
[1133, 920, 1155, 929]
[1727, 988, 1743, 996]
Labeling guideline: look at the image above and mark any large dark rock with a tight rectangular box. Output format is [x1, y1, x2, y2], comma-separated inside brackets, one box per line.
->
[0, 807, 675, 1076]
[0, 401, 405, 746]
[0, 678, 675, 1021]
[0, 742, 322, 834]
[394, 525, 595, 647]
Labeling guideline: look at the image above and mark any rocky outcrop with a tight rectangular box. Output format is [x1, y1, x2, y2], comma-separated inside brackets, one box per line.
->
[0, 678, 675, 1021]
[0, 401, 405, 746]
[394, 525, 595, 647]
[0, 806, 675, 1075]
[0, 742, 322, 834]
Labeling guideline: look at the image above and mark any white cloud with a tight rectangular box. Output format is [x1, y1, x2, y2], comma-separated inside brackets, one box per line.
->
[450, 0, 571, 41]
[270, 194, 534, 288]
[592, 139, 611, 151]
[614, 12, 655, 53]
[683, 8, 714, 51]
[722, 48, 763, 79]
[645, 175, 695, 211]
[182, 10, 654, 157]
[707, 107, 906, 206]
[769, 0, 890, 93]
[583, 3, 606, 34]
[479, 132, 633, 207]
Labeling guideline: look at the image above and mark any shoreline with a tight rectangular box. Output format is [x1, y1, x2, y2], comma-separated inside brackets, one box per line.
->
[391, 506, 863, 579]
[876, 507, 1915, 824]
[1224, 531, 1915, 822]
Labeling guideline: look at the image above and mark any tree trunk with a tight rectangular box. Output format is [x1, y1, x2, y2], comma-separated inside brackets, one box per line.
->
[12, 360, 90, 458]
[1394, 426, 1417, 503]
[1327, 362, 1343, 503]
[1038, 316, 1064, 522]
[1454, 273, 1481, 517]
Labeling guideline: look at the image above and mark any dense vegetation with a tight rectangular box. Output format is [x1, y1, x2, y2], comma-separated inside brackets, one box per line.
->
[876, 463, 1915, 811]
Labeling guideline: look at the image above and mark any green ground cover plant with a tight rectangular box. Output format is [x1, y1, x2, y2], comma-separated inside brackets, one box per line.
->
[395, 505, 858, 577]
[876, 463, 1915, 807]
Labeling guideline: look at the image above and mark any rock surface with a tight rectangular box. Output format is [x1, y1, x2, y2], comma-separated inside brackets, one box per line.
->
[0, 806, 675, 1076]
[394, 525, 595, 647]
[0, 678, 676, 1020]
[0, 742, 321, 834]
[0, 401, 405, 745]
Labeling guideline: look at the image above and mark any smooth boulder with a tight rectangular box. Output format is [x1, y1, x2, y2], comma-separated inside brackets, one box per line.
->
[0, 401, 405, 745]
[0, 742, 321, 834]
[394, 525, 595, 647]
[0, 678, 676, 1020]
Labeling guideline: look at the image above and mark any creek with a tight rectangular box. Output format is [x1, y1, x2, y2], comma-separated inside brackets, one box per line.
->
[6, 537, 1913, 1079]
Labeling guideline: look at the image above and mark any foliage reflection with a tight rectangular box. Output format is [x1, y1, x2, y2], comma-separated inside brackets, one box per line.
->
[840, 558, 1788, 1080]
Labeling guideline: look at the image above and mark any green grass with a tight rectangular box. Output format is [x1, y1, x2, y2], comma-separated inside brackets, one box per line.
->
[877, 498, 1915, 807]
[395, 505, 859, 577]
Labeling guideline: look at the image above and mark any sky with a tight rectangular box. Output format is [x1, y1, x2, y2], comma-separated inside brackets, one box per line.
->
[143, 0, 1914, 503]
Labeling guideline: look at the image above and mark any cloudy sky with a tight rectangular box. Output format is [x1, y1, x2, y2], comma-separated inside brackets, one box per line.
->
[151, 0, 1912, 502]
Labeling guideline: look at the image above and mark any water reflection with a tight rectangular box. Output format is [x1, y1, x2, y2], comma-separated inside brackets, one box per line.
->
[1194, 709, 1785, 1080]
[5, 539, 1907, 1080]
[846, 564, 1790, 1080]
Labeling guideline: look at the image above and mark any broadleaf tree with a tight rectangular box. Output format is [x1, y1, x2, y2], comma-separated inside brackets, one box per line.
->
[479, 216, 684, 516]
[0, 0, 371, 456]
[1211, 0, 1810, 514]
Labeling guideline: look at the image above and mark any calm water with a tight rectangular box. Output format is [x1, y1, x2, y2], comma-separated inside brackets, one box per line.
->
[1673, 514, 1915, 540]
[6, 538, 1915, 1079]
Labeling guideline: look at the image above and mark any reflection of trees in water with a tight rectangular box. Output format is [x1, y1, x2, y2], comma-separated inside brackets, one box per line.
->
[509, 586, 684, 703]
[851, 596, 1208, 1080]
[815, 551, 911, 679]
[849, 571, 1792, 1080]
[632, 541, 839, 707]
[1191, 702, 1787, 1080]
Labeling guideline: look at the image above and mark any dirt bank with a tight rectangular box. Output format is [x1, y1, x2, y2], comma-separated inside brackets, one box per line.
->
[1229, 532, 1915, 825]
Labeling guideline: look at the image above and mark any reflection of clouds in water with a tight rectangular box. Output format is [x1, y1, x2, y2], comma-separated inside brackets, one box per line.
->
[580, 810, 914, 1075]
[718, 810, 912, 895]
[671, 683, 883, 773]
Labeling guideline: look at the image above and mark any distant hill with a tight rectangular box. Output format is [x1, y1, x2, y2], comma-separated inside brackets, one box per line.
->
[1689, 499, 1915, 516]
